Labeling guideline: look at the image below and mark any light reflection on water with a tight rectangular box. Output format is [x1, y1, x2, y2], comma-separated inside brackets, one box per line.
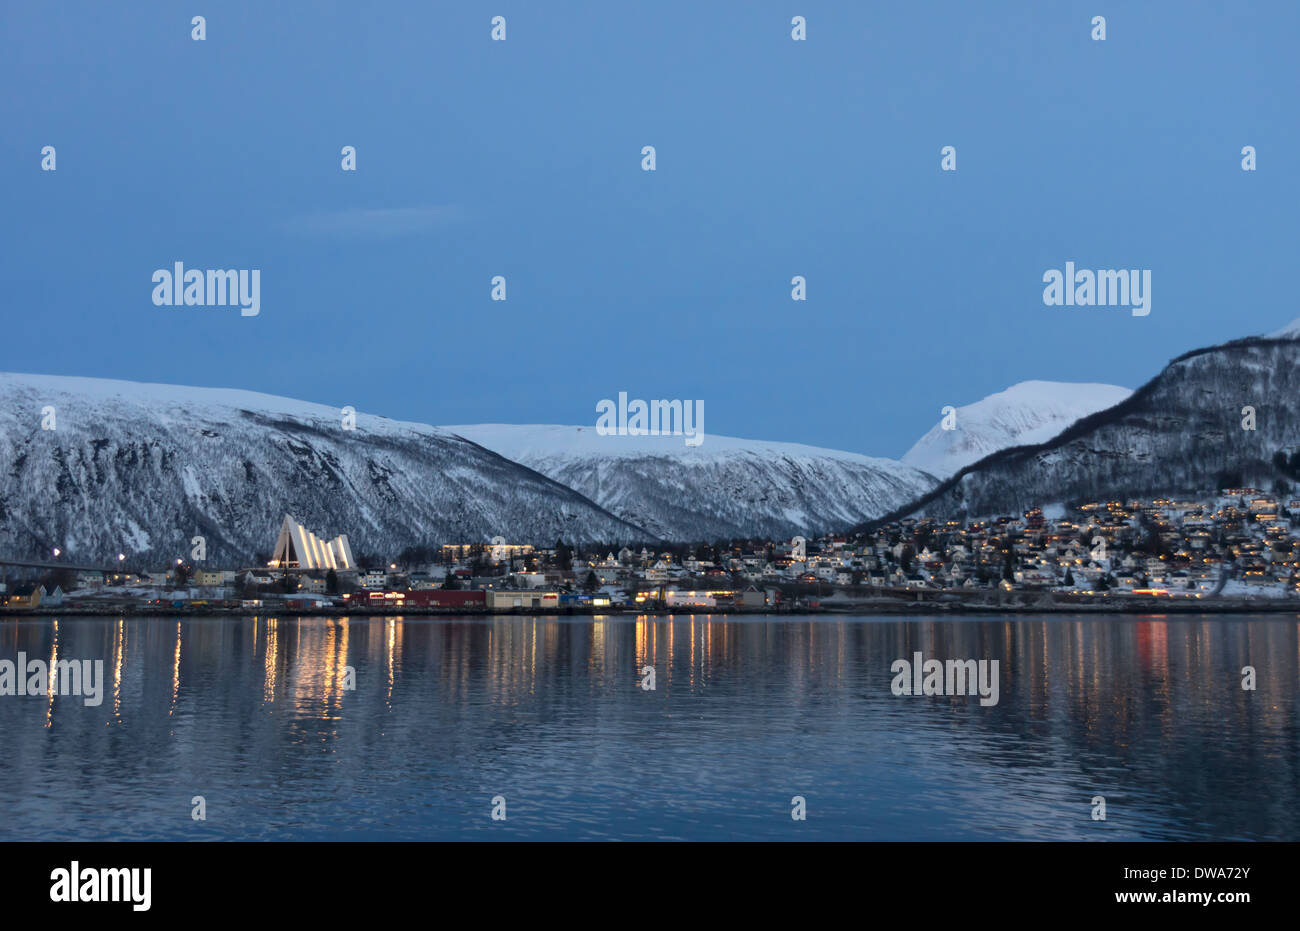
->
[0, 614, 1296, 841]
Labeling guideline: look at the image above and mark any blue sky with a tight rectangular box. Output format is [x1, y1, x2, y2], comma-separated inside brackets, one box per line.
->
[2, 1, 1297, 457]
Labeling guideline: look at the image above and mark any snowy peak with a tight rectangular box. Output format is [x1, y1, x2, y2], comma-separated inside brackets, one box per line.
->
[448, 424, 939, 541]
[902, 380, 1133, 479]
[1267, 317, 1300, 339]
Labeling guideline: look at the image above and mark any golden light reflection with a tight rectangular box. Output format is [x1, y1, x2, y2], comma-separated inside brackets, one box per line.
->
[169, 621, 182, 715]
[591, 619, 605, 672]
[263, 617, 279, 702]
[329, 618, 350, 710]
[44, 620, 58, 729]
[286, 616, 352, 717]
[112, 617, 124, 723]
[386, 617, 396, 707]
[667, 620, 674, 680]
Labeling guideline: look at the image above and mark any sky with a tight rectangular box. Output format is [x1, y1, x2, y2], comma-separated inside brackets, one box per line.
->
[2, 1, 1297, 458]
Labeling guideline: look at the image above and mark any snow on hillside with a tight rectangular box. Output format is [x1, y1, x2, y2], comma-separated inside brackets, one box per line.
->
[449, 423, 917, 464]
[0, 373, 648, 564]
[901, 381, 1132, 479]
[448, 424, 939, 541]
[0, 372, 447, 438]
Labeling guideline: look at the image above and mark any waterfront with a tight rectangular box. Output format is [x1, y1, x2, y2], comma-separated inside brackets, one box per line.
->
[1, 614, 1297, 841]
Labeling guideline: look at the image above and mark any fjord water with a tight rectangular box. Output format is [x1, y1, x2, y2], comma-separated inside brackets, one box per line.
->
[1, 614, 1296, 841]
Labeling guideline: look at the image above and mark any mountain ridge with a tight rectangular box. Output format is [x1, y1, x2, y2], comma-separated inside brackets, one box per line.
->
[0, 372, 652, 565]
[448, 423, 939, 541]
[858, 332, 1300, 531]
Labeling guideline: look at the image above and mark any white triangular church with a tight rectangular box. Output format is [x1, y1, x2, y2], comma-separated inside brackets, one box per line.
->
[270, 514, 355, 571]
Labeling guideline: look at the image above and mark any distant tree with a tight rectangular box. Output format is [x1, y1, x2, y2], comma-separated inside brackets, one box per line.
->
[442, 572, 460, 590]
[396, 545, 418, 569]
[1063, 568, 1074, 587]
[584, 570, 600, 593]
[326, 568, 339, 594]
[280, 573, 295, 594]
[40, 567, 77, 592]
[1139, 526, 1167, 556]
[914, 527, 933, 552]
[1215, 469, 1243, 491]
[555, 538, 573, 571]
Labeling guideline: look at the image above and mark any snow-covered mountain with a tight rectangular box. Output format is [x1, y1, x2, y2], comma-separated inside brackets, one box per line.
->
[871, 334, 1300, 526]
[901, 381, 1133, 479]
[0, 373, 649, 565]
[1267, 316, 1300, 339]
[447, 424, 938, 541]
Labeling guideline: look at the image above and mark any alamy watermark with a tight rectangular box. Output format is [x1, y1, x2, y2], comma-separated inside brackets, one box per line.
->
[596, 392, 704, 447]
[50, 861, 150, 911]
[1, 653, 104, 706]
[152, 262, 260, 317]
[1042, 262, 1150, 317]
[890, 652, 999, 706]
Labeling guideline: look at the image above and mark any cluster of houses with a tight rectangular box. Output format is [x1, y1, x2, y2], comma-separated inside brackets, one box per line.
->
[790, 490, 1300, 598]
[0, 536, 779, 612]
[6, 490, 1300, 612]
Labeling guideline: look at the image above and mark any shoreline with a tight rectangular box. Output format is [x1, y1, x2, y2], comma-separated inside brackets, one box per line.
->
[5, 598, 1300, 618]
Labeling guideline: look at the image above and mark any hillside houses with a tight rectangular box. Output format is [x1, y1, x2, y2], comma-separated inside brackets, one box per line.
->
[7, 488, 1300, 613]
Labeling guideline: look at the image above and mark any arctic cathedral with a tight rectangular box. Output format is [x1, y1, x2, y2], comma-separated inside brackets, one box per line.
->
[269, 514, 356, 571]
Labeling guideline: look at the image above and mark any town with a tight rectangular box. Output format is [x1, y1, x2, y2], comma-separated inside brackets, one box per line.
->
[5, 487, 1300, 615]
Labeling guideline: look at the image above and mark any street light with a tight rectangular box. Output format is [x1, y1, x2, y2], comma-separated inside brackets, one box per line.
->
[52, 547, 60, 558]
